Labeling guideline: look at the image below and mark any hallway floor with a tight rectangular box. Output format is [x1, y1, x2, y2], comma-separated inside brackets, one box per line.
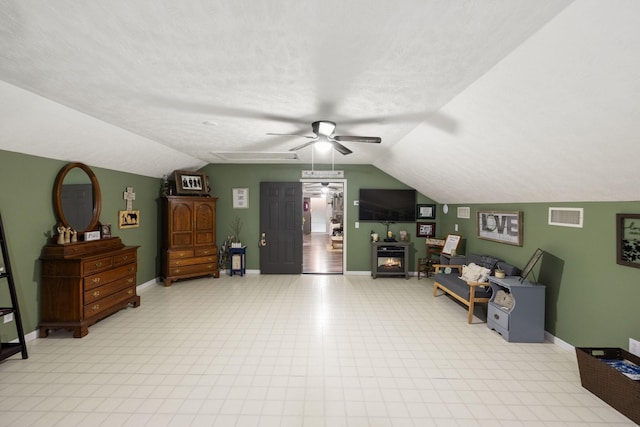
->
[0, 274, 633, 426]
[303, 232, 343, 274]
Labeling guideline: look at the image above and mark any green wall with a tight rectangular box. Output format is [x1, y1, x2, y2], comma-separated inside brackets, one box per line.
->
[2, 150, 638, 352]
[202, 163, 435, 272]
[0, 150, 161, 340]
[436, 203, 640, 350]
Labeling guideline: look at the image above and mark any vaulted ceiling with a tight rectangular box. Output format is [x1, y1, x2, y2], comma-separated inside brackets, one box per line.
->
[1, 1, 638, 203]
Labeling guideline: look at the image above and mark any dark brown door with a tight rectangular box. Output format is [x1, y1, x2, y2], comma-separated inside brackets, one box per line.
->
[259, 182, 303, 274]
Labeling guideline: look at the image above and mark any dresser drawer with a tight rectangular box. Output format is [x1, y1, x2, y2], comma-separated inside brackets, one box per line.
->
[488, 303, 510, 330]
[84, 263, 137, 291]
[195, 246, 217, 257]
[168, 254, 217, 268]
[82, 256, 114, 274]
[84, 275, 136, 303]
[113, 249, 137, 266]
[84, 286, 137, 318]
[168, 262, 217, 277]
[168, 250, 194, 260]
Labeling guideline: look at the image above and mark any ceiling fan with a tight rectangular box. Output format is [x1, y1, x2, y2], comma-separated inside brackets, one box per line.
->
[267, 120, 381, 155]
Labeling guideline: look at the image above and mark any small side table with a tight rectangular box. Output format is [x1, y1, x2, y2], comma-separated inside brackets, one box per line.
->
[229, 246, 246, 276]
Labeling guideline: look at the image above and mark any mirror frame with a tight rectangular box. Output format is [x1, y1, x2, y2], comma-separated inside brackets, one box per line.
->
[53, 162, 102, 233]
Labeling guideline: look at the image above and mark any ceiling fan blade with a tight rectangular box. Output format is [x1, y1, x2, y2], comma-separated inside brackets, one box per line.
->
[267, 132, 316, 139]
[330, 141, 353, 155]
[333, 135, 381, 144]
[339, 111, 458, 134]
[289, 141, 316, 152]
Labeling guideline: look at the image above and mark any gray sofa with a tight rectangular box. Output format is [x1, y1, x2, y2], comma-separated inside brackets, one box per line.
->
[433, 253, 520, 324]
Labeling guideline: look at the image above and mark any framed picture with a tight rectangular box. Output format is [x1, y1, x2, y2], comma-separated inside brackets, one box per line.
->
[616, 213, 640, 268]
[442, 234, 462, 255]
[118, 210, 140, 229]
[416, 222, 436, 237]
[173, 170, 209, 196]
[477, 210, 523, 246]
[101, 223, 112, 238]
[233, 188, 249, 209]
[417, 204, 436, 220]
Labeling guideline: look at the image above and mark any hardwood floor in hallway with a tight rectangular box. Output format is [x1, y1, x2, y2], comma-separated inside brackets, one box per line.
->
[303, 232, 343, 274]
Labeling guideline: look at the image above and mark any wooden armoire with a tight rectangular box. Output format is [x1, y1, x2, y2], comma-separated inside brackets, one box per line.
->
[161, 196, 219, 286]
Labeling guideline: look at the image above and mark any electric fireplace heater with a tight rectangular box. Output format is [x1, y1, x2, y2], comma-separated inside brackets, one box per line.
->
[371, 243, 410, 279]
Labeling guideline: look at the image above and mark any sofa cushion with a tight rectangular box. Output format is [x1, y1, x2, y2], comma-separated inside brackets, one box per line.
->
[461, 263, 491, 283]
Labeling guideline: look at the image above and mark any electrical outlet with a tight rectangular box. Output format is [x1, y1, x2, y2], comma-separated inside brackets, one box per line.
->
[3, 312, 13, 324]
[630, 338, 640, 357]
[354, 200, 359, 206]
[355, 222, 359, 229]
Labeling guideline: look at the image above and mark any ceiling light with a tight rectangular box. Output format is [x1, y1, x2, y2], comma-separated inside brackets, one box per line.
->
[314, 140, 332, 153]
[314, 121, 336, 136]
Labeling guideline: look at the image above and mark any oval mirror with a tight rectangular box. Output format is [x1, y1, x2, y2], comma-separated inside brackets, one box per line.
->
[53, 162, 102, 233]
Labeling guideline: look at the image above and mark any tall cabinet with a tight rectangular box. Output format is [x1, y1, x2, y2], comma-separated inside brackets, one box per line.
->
[161, 196, 219, 286]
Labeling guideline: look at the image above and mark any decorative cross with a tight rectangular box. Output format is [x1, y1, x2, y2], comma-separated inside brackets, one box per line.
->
[124, 187, 136, 211]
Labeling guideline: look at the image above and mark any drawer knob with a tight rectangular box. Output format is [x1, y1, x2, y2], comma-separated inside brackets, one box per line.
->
[93, 291, 100, 298]
[95, 262, 102, 267]
[494, 313, 500, 320]
[128, 290, 133, 295]
[175, 269, 181, 273]
[92, 304, 100, 311]
[180, 253, 185, 257]
[128, 267, 134, 272]
[92, 277, 101, 284]
[128, 278, 134, 283]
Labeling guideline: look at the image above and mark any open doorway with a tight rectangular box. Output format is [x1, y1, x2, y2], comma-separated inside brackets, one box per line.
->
[302, 181, 344, 274]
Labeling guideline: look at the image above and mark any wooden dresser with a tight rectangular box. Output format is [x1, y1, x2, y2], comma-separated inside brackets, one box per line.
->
[39, 237, 140, 338]
[161, 196, 219, 286]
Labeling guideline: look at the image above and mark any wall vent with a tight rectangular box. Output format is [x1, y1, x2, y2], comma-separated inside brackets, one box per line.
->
[457, 207, 471, 219]
[548, 207, 583, 228]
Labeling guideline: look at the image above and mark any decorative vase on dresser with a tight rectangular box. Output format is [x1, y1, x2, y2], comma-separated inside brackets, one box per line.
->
[161, 196, 220, 286]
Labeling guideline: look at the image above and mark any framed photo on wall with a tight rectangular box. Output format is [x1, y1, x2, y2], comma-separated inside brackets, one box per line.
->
[477, 210, 523, 246]
[118, 210, 140, 229]
[616, 213, 640, 268]
[416, 222, 436, 237]
[417, 204, 436, 220]
[232, 188, 249, 209]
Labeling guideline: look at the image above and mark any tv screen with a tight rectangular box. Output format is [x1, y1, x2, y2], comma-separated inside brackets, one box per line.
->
[359, 189, 416, 222]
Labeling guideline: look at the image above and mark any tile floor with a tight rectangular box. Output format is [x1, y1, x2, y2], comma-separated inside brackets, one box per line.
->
[0, 274, 634, 426]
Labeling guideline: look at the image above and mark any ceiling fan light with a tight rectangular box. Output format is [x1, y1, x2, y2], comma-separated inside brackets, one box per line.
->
[315, 121, 336, 136]
[314, 140, 332, 153]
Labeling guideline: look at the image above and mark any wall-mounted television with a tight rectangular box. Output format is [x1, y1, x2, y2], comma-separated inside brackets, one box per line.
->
[358, 189, 416, 223]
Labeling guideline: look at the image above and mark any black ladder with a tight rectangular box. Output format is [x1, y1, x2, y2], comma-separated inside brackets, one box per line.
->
[0, 213, 28, 361]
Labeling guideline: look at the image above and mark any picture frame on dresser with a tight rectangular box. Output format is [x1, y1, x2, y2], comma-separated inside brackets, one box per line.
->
[173, 170, 209, 196]
[616, 213, 640, 268]
[441, 233, 462, 255]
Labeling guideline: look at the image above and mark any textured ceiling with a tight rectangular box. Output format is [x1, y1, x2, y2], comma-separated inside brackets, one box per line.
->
[1, 0, 639, 203]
